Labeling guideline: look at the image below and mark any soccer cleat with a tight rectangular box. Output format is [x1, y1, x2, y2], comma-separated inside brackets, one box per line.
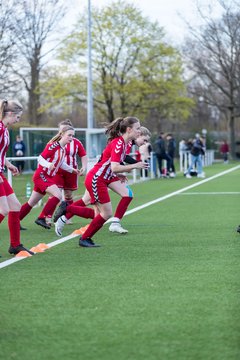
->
[236, 225, 240, 233]
[35, 217, 51, 229]
[20, 224, 27, 231]
[8, 244, 35, 256]
[109, 222, 128, 234]
[55, 216, 66, 237]
[79, 237, 101, 247]
[53, 201, 68, 223]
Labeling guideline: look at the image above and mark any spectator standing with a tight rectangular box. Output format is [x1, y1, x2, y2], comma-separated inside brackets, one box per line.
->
[154, 132, 172, 177]
[13, 135, 26, 173]
[220, 140, 229, 163]
[185, 134, 206, 178]
[166, 133, 176, 177]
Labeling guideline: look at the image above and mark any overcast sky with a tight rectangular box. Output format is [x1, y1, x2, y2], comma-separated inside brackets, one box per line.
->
[69, 0, 224, 44]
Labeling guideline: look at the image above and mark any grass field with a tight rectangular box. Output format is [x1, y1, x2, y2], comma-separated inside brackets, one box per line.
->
[1, 163, 240, 360]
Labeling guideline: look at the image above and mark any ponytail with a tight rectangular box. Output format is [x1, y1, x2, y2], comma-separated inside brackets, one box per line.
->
[58, 118, 73, 128]
[0, 99, 23, 119]
[105, 116, 140, 142]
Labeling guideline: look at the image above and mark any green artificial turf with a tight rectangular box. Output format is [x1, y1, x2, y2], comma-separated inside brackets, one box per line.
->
[0, 163, 240, 360]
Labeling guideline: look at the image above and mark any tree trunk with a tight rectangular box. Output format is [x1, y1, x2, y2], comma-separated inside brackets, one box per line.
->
[28, 56, 42, 125]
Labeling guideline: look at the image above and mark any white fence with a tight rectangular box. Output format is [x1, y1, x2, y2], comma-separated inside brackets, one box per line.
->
[6, 150, 215, 187]
[179, 150, 215, 173]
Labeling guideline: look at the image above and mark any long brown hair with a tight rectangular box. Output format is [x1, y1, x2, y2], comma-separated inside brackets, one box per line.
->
[0, 99, 23, 119]
[105, 117, 140, 142]
[48, 125, 74, 144]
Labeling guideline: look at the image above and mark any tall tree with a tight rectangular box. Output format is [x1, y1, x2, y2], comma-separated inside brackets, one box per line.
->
[183, 0, 240, 158]
[45, 0, 193, 128]
[0, 0, 19, 96]
[8, 0, 67, 125]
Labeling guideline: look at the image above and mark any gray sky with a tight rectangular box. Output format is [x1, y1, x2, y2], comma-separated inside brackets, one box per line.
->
[70, 0, 223, 44]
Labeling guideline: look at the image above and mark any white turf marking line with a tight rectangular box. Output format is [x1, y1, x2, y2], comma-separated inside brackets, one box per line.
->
[1, 164, 240, 270]
[0, 234, 80, 270]
[180, 192, 240, 195]
[106, 164, 240, 220]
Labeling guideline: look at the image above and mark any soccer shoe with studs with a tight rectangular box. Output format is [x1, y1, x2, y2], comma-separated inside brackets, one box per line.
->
[79, 237, 101, 248]
[109, 222, 128, 234]
[35, 217, 51, 229]
[53, 201, 68, 223]
[8, 244, 35, 256]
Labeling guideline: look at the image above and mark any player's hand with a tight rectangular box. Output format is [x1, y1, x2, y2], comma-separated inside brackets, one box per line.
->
[8, 164, 19, 176]
[78, 167, 87, 176]
[118, 174, 128, 183]
[135, 161, 149, 169]
[73, 168, 81, 176]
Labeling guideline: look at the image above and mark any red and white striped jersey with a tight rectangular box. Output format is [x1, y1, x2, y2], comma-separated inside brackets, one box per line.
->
[36, 142, 66, 177]
[64, 138, 86, 169]
[126, 140, 133, 155]
[91, 136, 127, 180]
[0, 121, 10, 173]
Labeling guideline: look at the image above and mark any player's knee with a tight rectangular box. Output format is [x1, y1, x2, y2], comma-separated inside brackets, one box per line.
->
[64, 195, 73, 202]
[0, 209, 9, 217]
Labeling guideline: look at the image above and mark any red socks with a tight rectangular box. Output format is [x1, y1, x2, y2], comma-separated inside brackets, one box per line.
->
[20, 202, 32, 221]
[81, 214, 106, 240]
[40, 196, 60, 218]
[8, 211, 20, 247]
[114, 197, 133, 220]
[0, 213, 4, 224]
[66, 198, 86, 219]
[66, 205, 94, 220]
[73, 199, 85, 207]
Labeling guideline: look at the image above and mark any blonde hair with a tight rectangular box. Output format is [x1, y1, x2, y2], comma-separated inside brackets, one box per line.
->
[105, 117, 140, 142]
[48, 125, 74, 144]
[140, 126, 151, 137]
[0, 99, 23, 119]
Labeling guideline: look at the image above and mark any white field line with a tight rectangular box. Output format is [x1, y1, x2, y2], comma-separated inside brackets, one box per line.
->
[1, 164, 240, 270]
[180, 192, 240, 195]
[106, 164, 240, 220]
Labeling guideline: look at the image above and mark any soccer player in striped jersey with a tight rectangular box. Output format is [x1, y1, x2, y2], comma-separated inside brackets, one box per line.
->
[54, 126, 151, 237]
[55, 117, 148, 247]
[0, 99, 34, 256]
[37, 119, 87, 226]
[19, 126, 81, 229]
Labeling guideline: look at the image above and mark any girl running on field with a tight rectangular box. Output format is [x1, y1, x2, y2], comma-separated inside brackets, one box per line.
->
[54, 116, 148, 247]
[0, 99, 34, 256]
[19, 125, 81, 228]
[37, 119, 88, 228]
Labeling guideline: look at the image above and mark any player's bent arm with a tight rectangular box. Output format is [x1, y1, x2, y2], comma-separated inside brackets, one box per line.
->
[60, 161, 74, 173]
[124, 155, 138, 164]
[80, 155, 88, 174]
[111, 161, 146, 173]
[38, 155, 52, 169]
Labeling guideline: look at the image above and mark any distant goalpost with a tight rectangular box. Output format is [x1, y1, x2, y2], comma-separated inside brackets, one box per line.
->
[18, 127, 106, 172]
